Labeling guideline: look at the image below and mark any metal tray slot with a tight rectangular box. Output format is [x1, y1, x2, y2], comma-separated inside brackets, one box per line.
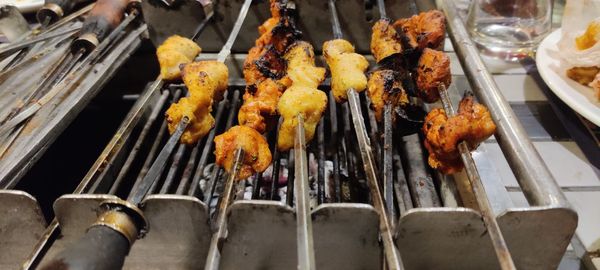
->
[396, 208, 498, 270]
[396, 206, 578, 270]
[498, 207, 578, 269]
[124, 194, 211, 270]
[220, 200, 296, 270]
[0, 190, 46, 269]
[312, 203, 382, 270]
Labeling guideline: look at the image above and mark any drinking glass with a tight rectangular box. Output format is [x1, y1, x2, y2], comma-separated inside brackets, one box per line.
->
[466, 0, 552, 61]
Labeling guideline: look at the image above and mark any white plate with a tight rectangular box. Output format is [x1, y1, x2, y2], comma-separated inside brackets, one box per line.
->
[536, 28, 600, 126]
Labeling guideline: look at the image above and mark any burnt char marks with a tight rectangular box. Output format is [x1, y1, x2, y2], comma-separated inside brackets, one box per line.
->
[255, 45, 287, 80]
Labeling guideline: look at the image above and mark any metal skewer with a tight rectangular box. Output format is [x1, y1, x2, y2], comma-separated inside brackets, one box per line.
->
[38, 0, 252, 267]
[0, 26, 81, 60]
[0, 8, 140, 137]
[44, 3, 96, 34]
[328, 0, 403, 268]
[1, 3, 95, 71]
[204, 148, 245, 270]
[437, 84, 517, 270]
[293, 115, 317, 270]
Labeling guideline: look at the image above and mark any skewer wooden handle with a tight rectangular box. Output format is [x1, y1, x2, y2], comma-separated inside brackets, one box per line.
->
[40, 201, 146, 270]
[37, 0, 88, 24]
[73, 0, 129, 51]
[39, 226, 130, 270]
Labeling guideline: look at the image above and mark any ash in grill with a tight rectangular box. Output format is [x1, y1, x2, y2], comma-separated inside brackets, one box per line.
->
[7, 1, 577, 270]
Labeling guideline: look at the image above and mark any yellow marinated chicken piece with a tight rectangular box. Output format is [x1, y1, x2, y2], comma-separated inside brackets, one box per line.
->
[323, 39, 369, 102]
[166, 96, 215, 145]
[576, 19, 600, 50]
[277, 41, 328, 151]
[284, 41, 327, 88]
[214, 125, 272, 180]
[165, 61, 229, 145]
[277, 85, 328, 151]
[156, 35, 202, 81]
[183, 61, 229, 102]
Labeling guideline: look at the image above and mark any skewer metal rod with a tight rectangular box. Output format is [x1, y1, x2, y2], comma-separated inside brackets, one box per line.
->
[317, 119, 326, 204]
[1, 48, 71, 125]
[44, 3, 95, 34]
[127, 117, 189, 205]
[160, 144, 187, 194]
[383, 104, 395, 225]
[392, 148, 413, 214]
[0, 26, 81, 59]
[200, 90, 240, 200]
[86, 10, 140, 65]
[204, 148, 245, 270]
[178, 98, 228, 195]
[0, 9, 138, 136]
[328, 91, 341, 202]
[328, 0, 343, 39]
[269, 117, 284, 200]
[192, 11, 215, 42]
[437, 84, 516, 270]
[347, 89, 403, 269]
[216, 0, 252, 63]
[286, 150, 295, 206]
[377, 0, 387, 18]
[251, 172, 262, 199]
[366, 97, 382, 165]
[108, 90, 170, 194]
[294, 115, 317, 270]
[400, 134, 441, 208]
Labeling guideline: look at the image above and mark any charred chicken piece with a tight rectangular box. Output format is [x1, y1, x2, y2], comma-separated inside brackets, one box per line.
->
[423, 95, 497, 174]
[416, 48, 452, 103]
[323, 39, 369, 102]
[214, 125, 272, 180]
[371, 18, 404, 63]
[165, 61, 228, 144]
[156, 35, 202, 81]
[243, 3, 301, 85]
[394, 10, 446, 51]
[367, 70, 409, 122]
[238, 79, 286, 134]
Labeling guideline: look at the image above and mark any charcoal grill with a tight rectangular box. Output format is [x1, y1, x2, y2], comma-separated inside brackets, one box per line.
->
[1, 0, 578, 269]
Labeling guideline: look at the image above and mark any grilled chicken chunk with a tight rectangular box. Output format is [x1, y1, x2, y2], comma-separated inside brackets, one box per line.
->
[238, 79, 286, 133]
[284, 41, 327, 88]
[323, 39, 369, 102]
[367, 70, 409, 122]
[423, 95, 496, 174]
[277, 86, 328, 151]
[277, 41, 327, 151]
[214, 125, 272, 180]
[156, 35, 202, 81]
[371, 18, 404, 63]
[416, 48, 451, 103]
[394, 10, 446, 51]
[165, 61, 228, 144]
